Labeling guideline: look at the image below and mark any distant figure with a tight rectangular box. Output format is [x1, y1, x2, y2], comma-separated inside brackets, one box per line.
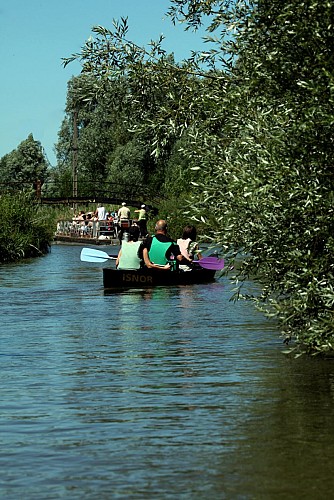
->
[134, 204, 148, 238]
[77, 210, 86, 221]
[177, 225, 202, 271]
[142, 219, 183, 270]
[112, 212, 119, 238]
[117, 202, 131, 243]
[116, 225, 143, 270]
[118, 202, 130, 220]
[96, 204, 106, 221]
[80, 221, 88, 236]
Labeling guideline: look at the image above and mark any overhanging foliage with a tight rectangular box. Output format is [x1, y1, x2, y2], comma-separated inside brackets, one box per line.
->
[61, 0, 334, 354]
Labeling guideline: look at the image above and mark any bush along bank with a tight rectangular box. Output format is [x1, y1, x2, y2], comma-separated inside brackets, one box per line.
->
[0, 192, 56, 263]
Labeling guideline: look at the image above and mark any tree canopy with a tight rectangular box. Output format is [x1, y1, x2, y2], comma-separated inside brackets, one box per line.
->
[61, 0, 334, 354]
[0, 134, 48, 190]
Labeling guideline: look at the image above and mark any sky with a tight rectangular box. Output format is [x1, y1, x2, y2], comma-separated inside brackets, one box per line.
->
[0, 0, 207, 166]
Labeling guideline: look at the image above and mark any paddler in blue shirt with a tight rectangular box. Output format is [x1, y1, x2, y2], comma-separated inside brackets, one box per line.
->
[142, 219, 183, 270]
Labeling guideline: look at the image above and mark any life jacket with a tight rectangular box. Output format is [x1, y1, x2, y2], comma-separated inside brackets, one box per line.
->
[148, 236, 173, 265]
[177, 238, 192, 260]
[118, 241, 142, 270]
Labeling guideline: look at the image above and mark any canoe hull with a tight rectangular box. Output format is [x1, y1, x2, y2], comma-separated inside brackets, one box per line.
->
[103, 267, 216, 289]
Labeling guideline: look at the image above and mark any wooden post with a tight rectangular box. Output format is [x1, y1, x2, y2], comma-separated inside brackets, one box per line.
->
[72, 109, 78, 211]
[35, 179, 42, 199]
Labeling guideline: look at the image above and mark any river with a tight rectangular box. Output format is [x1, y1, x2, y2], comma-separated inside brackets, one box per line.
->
[1, 244, 334, 499]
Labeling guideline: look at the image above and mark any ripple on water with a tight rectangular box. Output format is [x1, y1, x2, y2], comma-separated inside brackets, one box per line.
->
[2, 245, 334, 499]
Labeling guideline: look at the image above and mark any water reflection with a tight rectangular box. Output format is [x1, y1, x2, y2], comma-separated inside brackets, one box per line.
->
[218, 355, 334, 498]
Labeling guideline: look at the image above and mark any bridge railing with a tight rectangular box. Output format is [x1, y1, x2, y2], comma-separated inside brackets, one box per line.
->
[55, 218, 118, 242]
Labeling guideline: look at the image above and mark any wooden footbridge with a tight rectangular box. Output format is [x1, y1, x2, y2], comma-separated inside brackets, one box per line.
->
[1, 180, 159, 215]
[40, 195, 158, 215]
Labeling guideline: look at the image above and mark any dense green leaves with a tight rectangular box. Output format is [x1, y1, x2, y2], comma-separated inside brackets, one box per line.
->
[0, 192, 55, 262]
[61, 0, 334, 354]
[177, 0, 334, 354]
[0, 134, 48, 189]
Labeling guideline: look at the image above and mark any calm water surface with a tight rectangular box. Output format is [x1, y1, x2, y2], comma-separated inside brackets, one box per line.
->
[1, 244, 334, 499]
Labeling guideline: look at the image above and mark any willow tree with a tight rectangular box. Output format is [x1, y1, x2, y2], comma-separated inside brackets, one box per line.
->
[62, 20, 219, 200]
[168, 0, 334, 354]
[63, 1, 334, 354]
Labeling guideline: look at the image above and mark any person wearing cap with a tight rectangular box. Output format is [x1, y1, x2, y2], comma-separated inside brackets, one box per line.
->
[117, 202, 131, 242]
[116, 225, 143, 270]
[118, 202, 130, 220]
[134, 204, 148, 238]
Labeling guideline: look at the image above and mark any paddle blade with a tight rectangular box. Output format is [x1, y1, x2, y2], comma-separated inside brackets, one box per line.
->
[197, 257, 224, 270]
[80, 247, 113, 263]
